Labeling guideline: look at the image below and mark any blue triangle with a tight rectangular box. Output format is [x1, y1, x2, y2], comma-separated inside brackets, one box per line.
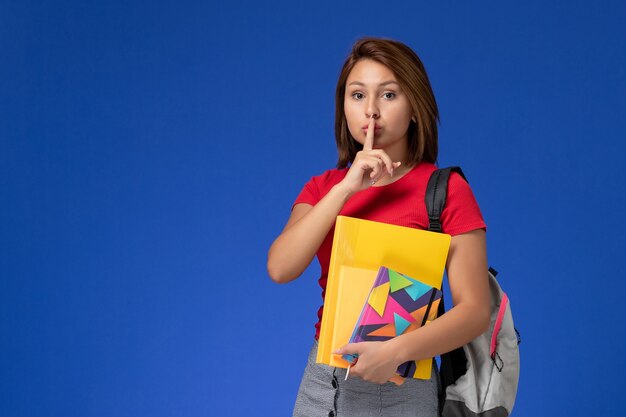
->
[394, 313, 412, 336]
[404, 277, 433, 301]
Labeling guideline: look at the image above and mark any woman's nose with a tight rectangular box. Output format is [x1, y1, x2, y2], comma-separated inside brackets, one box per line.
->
[366, 102, 379, 119]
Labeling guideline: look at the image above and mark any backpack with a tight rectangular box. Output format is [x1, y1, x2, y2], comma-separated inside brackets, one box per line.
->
[425, 166, 521, 417]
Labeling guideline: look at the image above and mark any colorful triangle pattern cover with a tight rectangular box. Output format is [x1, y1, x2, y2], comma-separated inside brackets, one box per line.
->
[343, 266, 442, 380]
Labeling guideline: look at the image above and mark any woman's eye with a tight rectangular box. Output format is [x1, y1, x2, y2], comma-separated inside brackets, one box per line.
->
[351, 92, 364, 100]
[383, 92, 396, 99]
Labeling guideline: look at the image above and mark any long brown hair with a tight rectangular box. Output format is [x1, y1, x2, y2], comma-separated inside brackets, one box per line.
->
[335, 37, 439, 168]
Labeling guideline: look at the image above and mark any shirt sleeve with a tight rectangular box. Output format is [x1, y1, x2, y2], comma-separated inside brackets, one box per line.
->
[292, 175, 320, 209]
[292, 169, 345, 210]
[440, 172, 487, 236]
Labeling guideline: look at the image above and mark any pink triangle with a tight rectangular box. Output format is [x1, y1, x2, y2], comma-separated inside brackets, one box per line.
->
[359, 295, 415, 326]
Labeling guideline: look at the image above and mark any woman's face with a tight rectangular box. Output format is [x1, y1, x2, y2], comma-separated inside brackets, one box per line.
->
[343, 59, 413, 157]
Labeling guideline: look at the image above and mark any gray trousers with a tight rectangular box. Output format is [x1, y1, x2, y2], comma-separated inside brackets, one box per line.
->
[293, 340, 441, 417]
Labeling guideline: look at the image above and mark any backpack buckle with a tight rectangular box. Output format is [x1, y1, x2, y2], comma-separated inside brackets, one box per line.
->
[429, 220, 442, 233]
[491, 351, 504, 372]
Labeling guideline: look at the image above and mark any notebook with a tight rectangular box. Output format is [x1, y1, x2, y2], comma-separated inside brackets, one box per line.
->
[342, 266, 442, 381]
[316, 215, 451, 380]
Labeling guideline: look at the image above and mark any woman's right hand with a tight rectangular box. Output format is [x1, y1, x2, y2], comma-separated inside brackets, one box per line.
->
[339, 116, 402, 196]
[268, 118, 399, 284]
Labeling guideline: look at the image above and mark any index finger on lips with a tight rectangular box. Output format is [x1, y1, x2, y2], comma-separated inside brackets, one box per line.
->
[363, 115, 375, 151]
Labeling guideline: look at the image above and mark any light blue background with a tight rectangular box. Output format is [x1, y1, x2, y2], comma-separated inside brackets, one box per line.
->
[2, 1, 625, 416]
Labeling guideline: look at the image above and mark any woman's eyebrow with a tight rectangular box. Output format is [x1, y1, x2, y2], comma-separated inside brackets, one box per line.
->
[347, 80, 400, 87]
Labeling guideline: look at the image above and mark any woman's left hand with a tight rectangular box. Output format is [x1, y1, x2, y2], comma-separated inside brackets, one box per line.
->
[333, 341, 401, 384]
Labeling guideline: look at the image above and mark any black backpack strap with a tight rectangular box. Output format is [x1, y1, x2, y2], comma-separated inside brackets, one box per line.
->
[425, 167, 466, 233]
[425, 166, 467, 318]
[425, 166, 470, 400]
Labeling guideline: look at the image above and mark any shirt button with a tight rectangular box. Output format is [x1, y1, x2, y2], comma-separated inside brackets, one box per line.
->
[328, 412, 335, 417]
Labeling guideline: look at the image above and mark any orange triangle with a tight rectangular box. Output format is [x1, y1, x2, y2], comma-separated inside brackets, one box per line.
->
[408, 298, 441, 324]
[410, 304, 428, 324]
[367, 323, 396, 337]
[428, 299, 440, 321]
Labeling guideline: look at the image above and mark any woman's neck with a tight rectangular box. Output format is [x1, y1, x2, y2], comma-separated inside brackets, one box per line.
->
[376, 134, 409, 165]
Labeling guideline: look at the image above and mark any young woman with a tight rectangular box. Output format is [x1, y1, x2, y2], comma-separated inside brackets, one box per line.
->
[267, 37, 490, 417]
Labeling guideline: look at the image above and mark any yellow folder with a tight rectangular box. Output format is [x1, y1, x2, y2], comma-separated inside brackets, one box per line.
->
[316, 216, 451, 379]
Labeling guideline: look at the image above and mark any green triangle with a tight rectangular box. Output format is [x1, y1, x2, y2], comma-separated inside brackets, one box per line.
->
[389, 270, 413, 292]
